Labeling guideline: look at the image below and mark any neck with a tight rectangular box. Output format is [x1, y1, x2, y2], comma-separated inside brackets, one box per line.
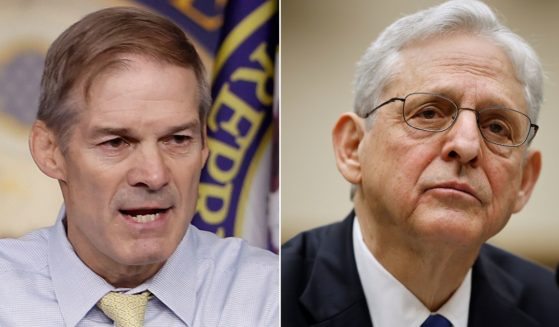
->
[75, 241, 164, 288]
[65, 220, 164, 288]
[96, 262, 163, 288]
[354, 205, 479, 311]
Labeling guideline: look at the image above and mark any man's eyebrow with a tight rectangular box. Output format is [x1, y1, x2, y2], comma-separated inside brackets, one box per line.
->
[89, 121, 201, 139]
[89, 127, 134, 138]
[165, 121, 201, 134]
[420, 86, 520, 109]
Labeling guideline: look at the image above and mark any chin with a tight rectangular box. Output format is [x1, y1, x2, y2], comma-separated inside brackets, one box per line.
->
[119, 241, 177, 266]
[119, 252, 169, 267]
[415, 211, 486, 247]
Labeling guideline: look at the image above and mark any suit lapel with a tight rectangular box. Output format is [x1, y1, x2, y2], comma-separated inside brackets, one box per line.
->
[299, 213, 373, 326]
[468, 246, 539, 327]
[295, 213, 544, 326]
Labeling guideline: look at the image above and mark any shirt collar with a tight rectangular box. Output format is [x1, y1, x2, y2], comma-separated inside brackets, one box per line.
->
[48, 208, 114, 327]
[353, 216, 471, 327]
[138, 225, 197, 326]
[49, 206, 198, 327]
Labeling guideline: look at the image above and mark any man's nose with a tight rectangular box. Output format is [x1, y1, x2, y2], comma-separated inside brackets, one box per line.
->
[441, 109, 482, 166]
[127, 144, 170, 190]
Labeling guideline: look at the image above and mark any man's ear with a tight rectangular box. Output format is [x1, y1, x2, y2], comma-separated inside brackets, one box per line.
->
[332, 112, 366, 184]
[513, 149, 541, 213]
[28, 121, 67, 181]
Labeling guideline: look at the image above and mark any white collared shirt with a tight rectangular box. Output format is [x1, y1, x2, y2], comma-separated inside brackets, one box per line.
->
[353, 216, 471, 327]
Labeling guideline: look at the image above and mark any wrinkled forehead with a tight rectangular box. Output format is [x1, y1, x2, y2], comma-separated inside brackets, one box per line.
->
[82, 54, 187, 101]
[67, 54, 198, 111]
[65, 55, 200, 134]
[385, 33, 527, 112]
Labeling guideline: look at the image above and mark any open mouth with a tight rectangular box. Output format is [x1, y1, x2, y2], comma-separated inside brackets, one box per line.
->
[119, 207, 170, 223]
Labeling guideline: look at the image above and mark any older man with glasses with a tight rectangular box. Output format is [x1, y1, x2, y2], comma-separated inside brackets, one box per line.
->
[282, 1, 559, 326]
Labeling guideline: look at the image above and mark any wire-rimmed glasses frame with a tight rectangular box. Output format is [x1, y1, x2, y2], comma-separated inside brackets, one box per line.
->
[362, 92, 539, 147]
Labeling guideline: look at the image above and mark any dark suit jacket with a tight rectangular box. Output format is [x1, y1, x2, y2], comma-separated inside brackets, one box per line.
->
[282, 212, 559, 326]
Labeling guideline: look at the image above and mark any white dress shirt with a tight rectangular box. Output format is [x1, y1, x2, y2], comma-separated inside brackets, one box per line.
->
[353, 216, 471, 327]
[0, 208, 278, 326]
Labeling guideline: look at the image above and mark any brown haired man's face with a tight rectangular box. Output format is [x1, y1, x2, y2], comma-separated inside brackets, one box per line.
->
[58, 55, 208, 286]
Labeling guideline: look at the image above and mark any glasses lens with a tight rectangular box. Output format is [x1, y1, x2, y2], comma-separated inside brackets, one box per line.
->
[478, 108, 530, 146]
[403, 93, 456, 131]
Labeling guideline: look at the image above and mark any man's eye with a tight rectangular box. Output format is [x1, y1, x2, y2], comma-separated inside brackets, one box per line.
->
[419, 108, 438, 119]
[172, 135, 191, 144]
[408, 105, 448, 121]
[483, 119, 511, 137]
[489, 123, 504, 134]
[163, 135, 193, 147]
[101, 138, 128, 149]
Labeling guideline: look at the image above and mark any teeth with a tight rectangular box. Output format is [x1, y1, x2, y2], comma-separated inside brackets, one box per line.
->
[131, 213, 159, 223]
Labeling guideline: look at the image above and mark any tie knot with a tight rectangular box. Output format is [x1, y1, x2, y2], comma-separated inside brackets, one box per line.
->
[97, 291, 151, 327]
[421, 314, 452, 327]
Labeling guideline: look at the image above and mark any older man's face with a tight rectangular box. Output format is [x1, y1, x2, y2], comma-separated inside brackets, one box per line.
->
[56, 55, 208, 284]
[356, 33, 539, 247]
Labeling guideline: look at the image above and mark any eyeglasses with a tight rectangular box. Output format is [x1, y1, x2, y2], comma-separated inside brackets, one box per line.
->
[363, 92, 539, 147]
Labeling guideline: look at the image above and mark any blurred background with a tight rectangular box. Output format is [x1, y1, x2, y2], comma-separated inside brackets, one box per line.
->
[282, 0, 559, 268]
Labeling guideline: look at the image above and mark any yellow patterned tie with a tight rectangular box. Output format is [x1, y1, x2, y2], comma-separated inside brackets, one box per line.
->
[97, 291, 151, 327]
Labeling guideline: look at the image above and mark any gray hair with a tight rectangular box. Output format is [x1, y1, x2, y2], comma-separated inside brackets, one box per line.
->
[354, 0, 543, 123]
[350, 0, 543, 200]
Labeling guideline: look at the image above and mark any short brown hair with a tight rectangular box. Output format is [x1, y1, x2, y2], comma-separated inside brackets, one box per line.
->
[37, 6, 210, 148]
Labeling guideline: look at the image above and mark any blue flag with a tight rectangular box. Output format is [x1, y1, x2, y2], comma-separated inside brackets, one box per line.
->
[135, 0, 226, 53]
[194, 0, 278, 250]
[130, 0, 279, 250]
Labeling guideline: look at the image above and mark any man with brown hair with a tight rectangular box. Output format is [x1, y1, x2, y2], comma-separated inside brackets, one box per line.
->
[0, 7, 277, 326]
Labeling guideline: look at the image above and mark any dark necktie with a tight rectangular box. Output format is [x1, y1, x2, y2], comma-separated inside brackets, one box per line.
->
[421, 314, 452, 327]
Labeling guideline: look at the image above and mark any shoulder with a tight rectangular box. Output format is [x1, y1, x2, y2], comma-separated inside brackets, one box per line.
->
[281, 217, 352, 298]
[188, 226, 278, 326]
[190, 225, 277, 273]
[0, 228, 50, 275]
[0, 228, 58, 324]
[478, 243, 557, 294]
[476, 243, 559, 321]
[282, 218, 349, 271]
[188, 226, 278, 297]
[283, 219, 348, 256]
[281, 215, 368, 326]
